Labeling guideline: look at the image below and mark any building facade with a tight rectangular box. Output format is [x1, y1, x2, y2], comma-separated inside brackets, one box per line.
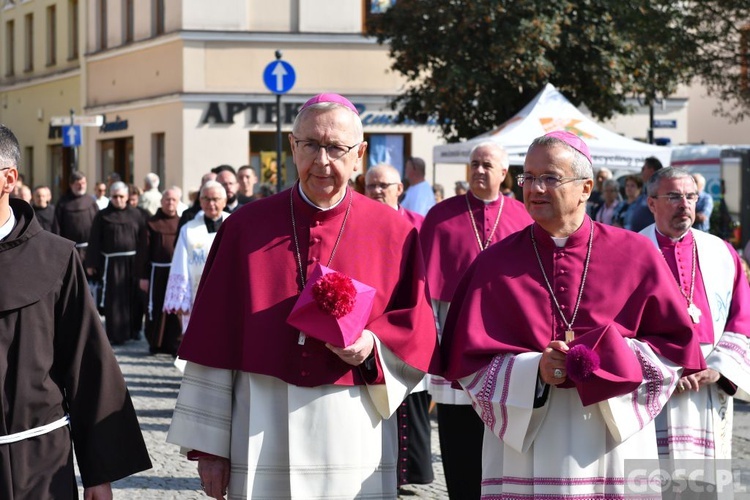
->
[0, 0, 747, 202]
[1, 0, 449, 200]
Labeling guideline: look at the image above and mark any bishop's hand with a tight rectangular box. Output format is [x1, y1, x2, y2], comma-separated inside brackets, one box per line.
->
[326, 330, 374, 366]
[540, 340, 569, 386]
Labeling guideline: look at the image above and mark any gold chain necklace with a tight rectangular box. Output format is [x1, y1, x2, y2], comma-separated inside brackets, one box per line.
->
[466, 193, 504, 251]
[290, 186, 352, 344]
[530, 219, 594, 343]
[660, 236, 701, 324]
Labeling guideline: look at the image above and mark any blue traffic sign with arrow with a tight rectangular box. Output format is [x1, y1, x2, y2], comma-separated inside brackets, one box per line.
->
[62, 125, 82, 147]
[263, 60, 296, 95]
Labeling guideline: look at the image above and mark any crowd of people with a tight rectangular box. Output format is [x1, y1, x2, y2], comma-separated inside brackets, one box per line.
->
[1, 91, 749, 499]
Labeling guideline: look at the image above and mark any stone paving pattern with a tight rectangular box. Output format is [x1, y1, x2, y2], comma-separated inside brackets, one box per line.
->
[76, 338, 750, 498]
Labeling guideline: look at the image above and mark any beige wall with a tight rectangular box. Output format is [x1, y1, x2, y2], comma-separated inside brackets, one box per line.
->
[687, 84, 750, 145]
[84, 100, 184, 189]
[86, 40, 183, 106]
[0, 74, 83, 185]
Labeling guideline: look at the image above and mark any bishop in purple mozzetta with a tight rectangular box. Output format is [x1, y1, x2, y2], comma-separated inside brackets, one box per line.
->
[441, 130, 706, 498]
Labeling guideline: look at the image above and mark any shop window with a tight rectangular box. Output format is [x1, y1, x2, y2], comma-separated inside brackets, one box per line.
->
[366, 134, 405, 176]
[364, 0, 396, 32]
[152, 133, 165, 182]
[100, 137, 134, 185]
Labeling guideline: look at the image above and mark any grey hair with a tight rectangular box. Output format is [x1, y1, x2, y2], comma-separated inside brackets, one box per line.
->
[200, 180, 227, 199]
[528, 136, 593, 179]
[0, 125, 21, 170]
[469, 141, 510, 169]
[365, 163, 402, 183]
[646, 167, 695, 197]
[602, 178, 620, 191]
[144, 172, 160, 189]
[110, 181, 128, 195]
[162, 186, 182, 199]
[292, 102, 364, 141]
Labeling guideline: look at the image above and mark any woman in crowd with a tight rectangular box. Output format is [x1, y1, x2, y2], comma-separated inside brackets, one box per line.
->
[594, 178, 622, 225]
[613, 175, 643, 229]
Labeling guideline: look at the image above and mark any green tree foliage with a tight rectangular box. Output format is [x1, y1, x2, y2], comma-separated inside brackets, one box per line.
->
[368, 0, 750, 142]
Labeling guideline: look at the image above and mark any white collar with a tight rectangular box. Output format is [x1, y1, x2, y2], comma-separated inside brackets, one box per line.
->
[298, 184, 346, 211]
[0, 207, 16, 241]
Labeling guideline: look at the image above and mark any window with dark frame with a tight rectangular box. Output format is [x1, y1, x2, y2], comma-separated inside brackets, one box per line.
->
[46, 5, 57, 66]
[98, 0, 107, 50]
[5, 20, 14, 76]
[24, 13, 33, 72]
[68, 0, 79, 59]
[152, 0, 165, 36]
[363, 0, 396, 33]
[124, 0, 134, 43]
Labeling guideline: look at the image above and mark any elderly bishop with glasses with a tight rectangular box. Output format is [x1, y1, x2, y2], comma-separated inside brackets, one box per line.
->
[167, 94, 440, 499]
[440, 131, 706, 498]
[640, 167, 750, 491]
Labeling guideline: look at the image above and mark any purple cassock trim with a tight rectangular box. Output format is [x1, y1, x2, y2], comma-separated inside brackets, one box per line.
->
[716, 337, 750, 365]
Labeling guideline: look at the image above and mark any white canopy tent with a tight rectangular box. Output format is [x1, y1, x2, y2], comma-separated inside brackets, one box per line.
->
[433, 83, 671, 172]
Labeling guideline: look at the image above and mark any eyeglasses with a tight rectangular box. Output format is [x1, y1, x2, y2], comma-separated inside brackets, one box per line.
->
[291, 135, 361, 160]
[517, 174, 588, 189]
[651, 193, 699, 204]
[365, 182, 399, 191]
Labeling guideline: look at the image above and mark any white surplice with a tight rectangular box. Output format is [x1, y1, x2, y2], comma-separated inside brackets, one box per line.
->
[642, 226, 750, 482]
[458, 337, 681, 498]
[167, 332, 424, 499]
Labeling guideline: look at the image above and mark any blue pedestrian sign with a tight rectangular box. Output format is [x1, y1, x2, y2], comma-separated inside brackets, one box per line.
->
[62, 125, 82, 147]
[263, 60, 296, 95]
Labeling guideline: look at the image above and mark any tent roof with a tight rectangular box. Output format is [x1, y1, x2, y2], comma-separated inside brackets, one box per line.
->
[433, 83, 671, 172]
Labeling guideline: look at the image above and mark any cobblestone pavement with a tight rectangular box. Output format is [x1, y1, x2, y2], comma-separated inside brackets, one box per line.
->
[77, 338, 750, 498]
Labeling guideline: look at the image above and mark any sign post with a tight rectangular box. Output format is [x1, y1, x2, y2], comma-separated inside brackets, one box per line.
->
[263, 51, 296, 194]
[50, 112, 104, 172]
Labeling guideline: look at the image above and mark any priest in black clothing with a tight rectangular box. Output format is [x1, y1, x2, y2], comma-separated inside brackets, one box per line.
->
[52, 171, 99, 260]
[0, 125, 151, 498]
[85, 182, 146, 345]
[137, 187, 183, 355]
[31, 185, 55, 231]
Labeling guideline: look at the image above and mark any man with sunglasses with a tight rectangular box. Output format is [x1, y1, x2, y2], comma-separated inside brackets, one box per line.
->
[0, 124, 151, 498]
[441, 131, 705, 498]
[168, 94, 439, 499]
[641, 167, 750, 493]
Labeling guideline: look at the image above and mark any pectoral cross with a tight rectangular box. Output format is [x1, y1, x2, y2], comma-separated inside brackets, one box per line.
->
[687, 303, 702, 324]
[565, 330, 575, 343]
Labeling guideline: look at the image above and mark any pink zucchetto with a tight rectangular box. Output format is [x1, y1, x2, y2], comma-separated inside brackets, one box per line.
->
[299, 93, 359, 115]
[545, 130, 592, 165]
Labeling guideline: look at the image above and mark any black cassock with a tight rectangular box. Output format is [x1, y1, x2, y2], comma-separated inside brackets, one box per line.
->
[0, 200, 151, 498]
[136, 209, 182, 355]
[32, 203, 55, 231]
[85, 205, 146, 344]
[52, 191, 99, 261]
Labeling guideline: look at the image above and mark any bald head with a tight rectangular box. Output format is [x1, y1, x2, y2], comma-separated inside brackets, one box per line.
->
[365, 163, 403, 209]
